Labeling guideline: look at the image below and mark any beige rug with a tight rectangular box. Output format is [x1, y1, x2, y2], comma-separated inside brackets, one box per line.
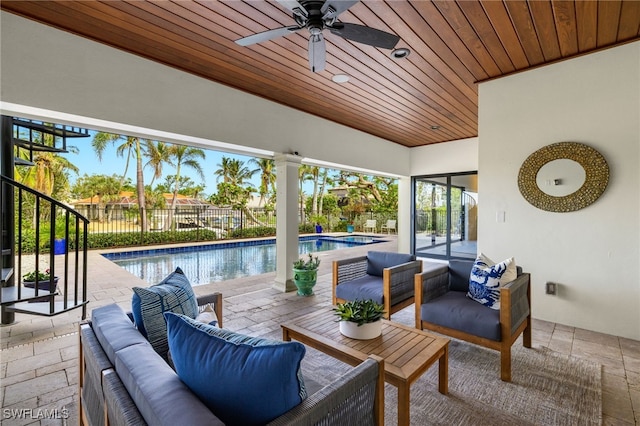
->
[299, 339, 602, 426]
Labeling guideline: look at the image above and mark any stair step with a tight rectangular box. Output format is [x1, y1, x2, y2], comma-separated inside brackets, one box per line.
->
[1, 267, 13, 284]
[0, 285, 58, 305]
[4, 300, 89, 317]
[14, 157, 34, 166]
[12, 119, 89, 138]
[13, 138, 67, 153]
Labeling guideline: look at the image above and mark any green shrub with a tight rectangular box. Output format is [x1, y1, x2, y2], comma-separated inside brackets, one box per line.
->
[298, 223, 315, 234]
[229, 227, 276, 239]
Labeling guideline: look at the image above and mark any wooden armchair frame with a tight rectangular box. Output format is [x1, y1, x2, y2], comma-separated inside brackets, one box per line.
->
[333, 255, 422, 320]
[414, 265, 531, 381]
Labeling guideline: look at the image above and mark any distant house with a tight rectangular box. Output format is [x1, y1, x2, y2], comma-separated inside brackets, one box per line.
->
[71, 191, 210, 221]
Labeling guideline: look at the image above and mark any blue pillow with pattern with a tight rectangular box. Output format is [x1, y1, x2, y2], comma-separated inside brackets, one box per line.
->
[165, 313, 306, 426]
[131, 267, 198, 360]
[467, 254, 517, 310]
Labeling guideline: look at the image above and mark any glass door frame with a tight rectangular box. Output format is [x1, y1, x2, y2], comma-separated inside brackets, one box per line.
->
[411, 171, 477, 260]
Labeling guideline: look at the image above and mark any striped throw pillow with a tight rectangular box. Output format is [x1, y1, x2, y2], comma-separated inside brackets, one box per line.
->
[132, 267, 198, 360]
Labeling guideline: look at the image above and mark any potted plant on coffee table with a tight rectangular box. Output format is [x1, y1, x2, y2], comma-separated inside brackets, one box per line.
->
[334, 299, 385, 340]
[292, 253, 320, 296]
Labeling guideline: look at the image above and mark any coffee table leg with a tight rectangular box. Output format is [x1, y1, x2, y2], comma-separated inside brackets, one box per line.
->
[282, 328, 291, 342]
[439, 343, 449, 395]
[397, 384, 410, 426]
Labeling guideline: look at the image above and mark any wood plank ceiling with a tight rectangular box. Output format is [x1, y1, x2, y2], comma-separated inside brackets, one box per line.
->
[2, 1, 639, 148]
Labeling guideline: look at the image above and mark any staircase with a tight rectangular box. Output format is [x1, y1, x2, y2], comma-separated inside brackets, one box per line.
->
[1, 115, 90, 324]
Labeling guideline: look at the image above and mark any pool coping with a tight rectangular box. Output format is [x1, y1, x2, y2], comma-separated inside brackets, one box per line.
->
[100, 232, 389, 260]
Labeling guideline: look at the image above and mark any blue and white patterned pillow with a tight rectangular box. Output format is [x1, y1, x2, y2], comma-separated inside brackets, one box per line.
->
[131, 267, 198, 360]
[467, 254, 517, 310]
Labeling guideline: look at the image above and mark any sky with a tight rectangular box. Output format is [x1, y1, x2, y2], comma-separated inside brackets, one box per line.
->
[64, 130, 274, 198]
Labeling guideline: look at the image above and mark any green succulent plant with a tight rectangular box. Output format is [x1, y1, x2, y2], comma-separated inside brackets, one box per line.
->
[293, 253, 320, 270]
[333, 299, 385, 326]
[23, 269, 52, 282]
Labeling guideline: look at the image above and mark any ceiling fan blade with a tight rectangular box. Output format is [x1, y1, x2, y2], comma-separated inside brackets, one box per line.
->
[308, 34, 326, 73]
[276, 0, 307, 15]
[329, 22, 399, 49]
[321, 1, 359, 20]
[235, 25, 302, 46]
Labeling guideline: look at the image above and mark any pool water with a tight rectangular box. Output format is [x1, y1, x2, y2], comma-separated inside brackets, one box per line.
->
[104, 236, 384, 286]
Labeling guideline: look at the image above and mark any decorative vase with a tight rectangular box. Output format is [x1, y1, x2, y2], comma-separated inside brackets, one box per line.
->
[339, 320, 382, 340]
[23, 277, 59, 302]
[346, 225, 354, 233]
[292, 268, 317, 296]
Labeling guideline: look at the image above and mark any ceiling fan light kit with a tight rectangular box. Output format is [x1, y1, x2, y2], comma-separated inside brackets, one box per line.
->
[235, 0, 400, 73]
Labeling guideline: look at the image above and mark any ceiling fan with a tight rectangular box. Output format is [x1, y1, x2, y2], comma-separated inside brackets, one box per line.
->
[235, 0, 400, 73]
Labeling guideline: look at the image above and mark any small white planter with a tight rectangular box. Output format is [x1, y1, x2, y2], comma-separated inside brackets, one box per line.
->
[339, 320, 382, 340]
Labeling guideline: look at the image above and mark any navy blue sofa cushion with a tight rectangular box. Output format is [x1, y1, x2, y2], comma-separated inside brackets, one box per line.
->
[448, 260, 474, 292]
[115, 343, 224, 426]
[91, 304, 150, 365]
[165, 313, 306, 426]
[421, 292, 501, 341]
[335, 274, 384, 304]
[366, 251, 415, 277]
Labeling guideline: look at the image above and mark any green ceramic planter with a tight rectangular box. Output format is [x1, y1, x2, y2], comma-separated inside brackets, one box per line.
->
[292, 268, 317, 296]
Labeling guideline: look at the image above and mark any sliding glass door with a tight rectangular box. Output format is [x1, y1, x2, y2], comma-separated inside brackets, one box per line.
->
[412, 172, 478, 260]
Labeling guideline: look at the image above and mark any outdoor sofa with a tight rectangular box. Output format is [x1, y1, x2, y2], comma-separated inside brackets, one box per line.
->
[79, 291, 385, 426]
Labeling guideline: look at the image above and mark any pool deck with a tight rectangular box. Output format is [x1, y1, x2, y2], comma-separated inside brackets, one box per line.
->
[1, 234, 638, 425]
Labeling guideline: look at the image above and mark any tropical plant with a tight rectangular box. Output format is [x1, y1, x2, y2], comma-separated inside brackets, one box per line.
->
[166, 144, 205, 230]
[249, 158, 276, 207]
[92, 133, 148, 231]
[333, 299, 385, 326]
[144, 140, 171, 186]
[23, 269, 52, 282]
[292, 253, 320, 270]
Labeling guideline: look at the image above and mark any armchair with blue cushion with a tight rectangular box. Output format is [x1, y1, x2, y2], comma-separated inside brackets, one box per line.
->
[332, 251, 422, 320]
[414, 259, 531, 381]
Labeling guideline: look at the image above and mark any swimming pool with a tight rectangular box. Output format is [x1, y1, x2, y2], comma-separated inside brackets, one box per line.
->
[103, 236, 385, 286]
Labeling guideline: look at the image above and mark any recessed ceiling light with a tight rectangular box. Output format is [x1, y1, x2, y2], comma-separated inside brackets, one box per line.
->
[332, 74, 350, 83]
[391, 48, 411, 59]
[431, 125, 441, 130]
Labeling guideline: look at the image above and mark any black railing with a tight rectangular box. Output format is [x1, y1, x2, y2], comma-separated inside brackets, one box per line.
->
[1, 175, 89, 318]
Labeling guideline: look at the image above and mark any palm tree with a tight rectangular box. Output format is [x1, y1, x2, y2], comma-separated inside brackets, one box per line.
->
[166, 144, 205, 230]
[92, 133, 147, 231]
[16, 150, 80, 226]
[215, 157, 255, 186]
[144, 141, 171, 187]
[249, 158, 276, 207]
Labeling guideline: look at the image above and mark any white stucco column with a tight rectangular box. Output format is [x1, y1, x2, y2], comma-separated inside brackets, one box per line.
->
[273, 153, 302, 292]
[397, 176, 412, 253]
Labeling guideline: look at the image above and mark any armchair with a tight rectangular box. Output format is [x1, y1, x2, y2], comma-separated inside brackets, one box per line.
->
[380, 220, 396, 234]
[333, 251, 422, 320]
[363, 220, 377, 233]
[415, 260, 531, 382]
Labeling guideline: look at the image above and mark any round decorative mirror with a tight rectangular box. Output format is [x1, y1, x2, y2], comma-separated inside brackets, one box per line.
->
[517, 142, 609, 212]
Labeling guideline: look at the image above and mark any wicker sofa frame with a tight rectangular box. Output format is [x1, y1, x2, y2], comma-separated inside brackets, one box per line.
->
[78, 292, 385, 426]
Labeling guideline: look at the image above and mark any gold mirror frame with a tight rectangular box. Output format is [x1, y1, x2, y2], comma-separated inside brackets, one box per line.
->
[517, 142, 609, 212]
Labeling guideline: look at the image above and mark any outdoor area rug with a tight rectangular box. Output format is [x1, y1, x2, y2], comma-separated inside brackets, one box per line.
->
[299, 339, 602, 426]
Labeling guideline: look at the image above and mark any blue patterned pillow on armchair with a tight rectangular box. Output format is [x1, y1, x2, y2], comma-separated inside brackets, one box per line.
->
[467, 254, 517, 310]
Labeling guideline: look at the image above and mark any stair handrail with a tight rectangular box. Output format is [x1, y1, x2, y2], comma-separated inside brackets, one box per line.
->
[1, 175, 89, 318]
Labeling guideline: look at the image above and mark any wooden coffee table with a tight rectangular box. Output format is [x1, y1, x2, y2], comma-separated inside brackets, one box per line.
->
[282, 309, 449, 426]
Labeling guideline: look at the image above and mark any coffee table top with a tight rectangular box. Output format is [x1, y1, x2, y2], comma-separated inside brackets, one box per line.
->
[282, 308, 449, 384]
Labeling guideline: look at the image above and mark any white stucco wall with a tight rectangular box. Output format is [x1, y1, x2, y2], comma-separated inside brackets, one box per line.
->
[0, 12, 409, 177]
[410, 137, 479, 176]
[478, 42, 640, 340]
